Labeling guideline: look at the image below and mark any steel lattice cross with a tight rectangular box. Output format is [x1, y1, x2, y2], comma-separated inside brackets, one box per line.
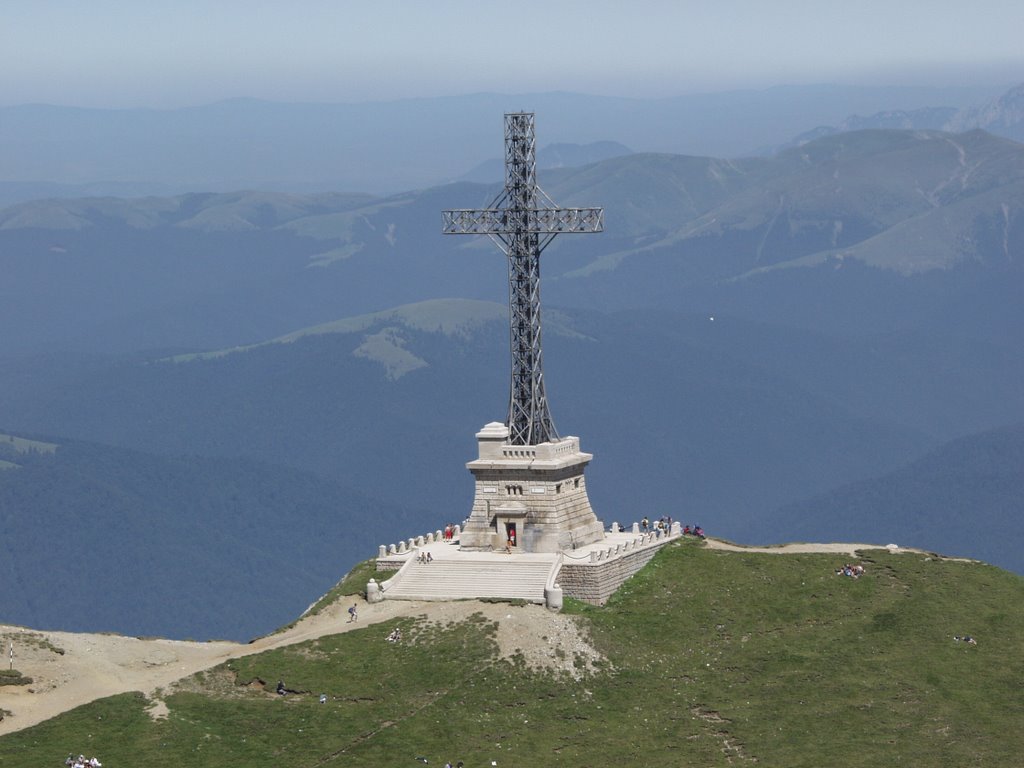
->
[443, 112, 604, 446]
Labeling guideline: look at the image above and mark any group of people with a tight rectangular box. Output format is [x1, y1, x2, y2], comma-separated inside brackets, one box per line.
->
[953, 634, 978, 645]
[64, 756, 101, 768]
[682, 524, 705, 539]
[640, 516, 676, 533]
[836, 563, 865, 578]
[386, 626, 403, 643]
[442, 524, 457, 542]
[636, 517, 705, 538]
[417, 551, 434, 564]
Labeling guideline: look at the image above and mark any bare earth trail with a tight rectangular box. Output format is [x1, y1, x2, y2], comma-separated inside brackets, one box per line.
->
[0, 539, 965, 736]
[0, 592, 600, 736]
[1, 596, 426, 735]
[704, 539, 889, 556]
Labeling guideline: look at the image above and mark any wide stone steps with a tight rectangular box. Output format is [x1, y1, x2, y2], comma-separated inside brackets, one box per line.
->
[382, 558, 554, 602]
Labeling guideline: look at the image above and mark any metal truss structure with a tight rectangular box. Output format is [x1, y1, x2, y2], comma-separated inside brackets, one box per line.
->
[443, 112, 604, 445]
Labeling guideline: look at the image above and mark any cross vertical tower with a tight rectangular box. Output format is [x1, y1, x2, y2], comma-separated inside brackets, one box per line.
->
[443, 113, 603, 445]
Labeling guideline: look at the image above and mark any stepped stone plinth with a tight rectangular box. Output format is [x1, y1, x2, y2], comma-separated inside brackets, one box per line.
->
[459, 422, 605, 553]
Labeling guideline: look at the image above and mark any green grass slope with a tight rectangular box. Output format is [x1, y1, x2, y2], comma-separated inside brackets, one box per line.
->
[3, 541, 1022, 766]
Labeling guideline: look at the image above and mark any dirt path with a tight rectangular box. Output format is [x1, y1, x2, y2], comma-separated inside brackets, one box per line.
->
[0, 595, 599, 736]
[702, 538, 895, 556]
[702, 538, 976, 563]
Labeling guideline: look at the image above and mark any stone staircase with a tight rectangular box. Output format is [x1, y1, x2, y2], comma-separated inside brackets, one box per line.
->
[382, 556, 556, 603]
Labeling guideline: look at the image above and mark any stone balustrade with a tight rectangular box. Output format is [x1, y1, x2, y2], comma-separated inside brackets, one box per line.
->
[377, 526, 461, 569]
[372, 518, 685, 606]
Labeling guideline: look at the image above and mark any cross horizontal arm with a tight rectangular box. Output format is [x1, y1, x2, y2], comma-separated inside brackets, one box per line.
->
[443, 207, 604, 235]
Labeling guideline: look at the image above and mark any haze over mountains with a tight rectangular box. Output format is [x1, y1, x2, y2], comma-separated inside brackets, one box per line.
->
[1, 84, 1023, 639]
[0, 82, 1005, 204]
[791, 82, 1024, 146]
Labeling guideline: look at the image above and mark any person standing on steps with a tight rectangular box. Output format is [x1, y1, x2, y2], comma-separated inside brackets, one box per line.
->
[348, 603, 358, 623]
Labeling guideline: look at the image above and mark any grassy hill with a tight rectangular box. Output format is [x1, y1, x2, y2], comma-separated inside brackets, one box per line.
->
[1, 541, 1022, 766]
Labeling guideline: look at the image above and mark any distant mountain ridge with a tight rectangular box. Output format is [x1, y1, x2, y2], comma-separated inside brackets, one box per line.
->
[0, 189, 375, 232]
[456, 140, 634, 183]
[0, 83, 993, 202]
[3, 126, 1019, 299]
[948, 83, 1024, 139]
[788, 81, 1024, 147]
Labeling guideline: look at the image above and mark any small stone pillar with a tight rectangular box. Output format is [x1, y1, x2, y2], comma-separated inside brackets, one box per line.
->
[611, 521, 620, 533]
[407, 538, 415, 550]
[671, 521, 681, 536]
[590, 551, 598, 563]
[387, 543, 397, 555]
[545, 583, 563, 611]
[454, 525, 461, 537]
[397, 541, 407, 554]
[435, 529, 443, 540]
[632, 522, 640, 534]
[378, 545, 387, 558]
[366, 578, 382, 603]
[415, 535, 424, 547]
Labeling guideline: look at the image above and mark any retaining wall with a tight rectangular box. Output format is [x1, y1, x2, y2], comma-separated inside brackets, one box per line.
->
[558, 539, 670, 604]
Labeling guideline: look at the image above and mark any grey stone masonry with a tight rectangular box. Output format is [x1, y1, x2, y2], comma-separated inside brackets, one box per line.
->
[377, 526, 460, 571]
[460, 422, 605, 553]
[372, 529, 680, 605]
[558, 538, 668, 604]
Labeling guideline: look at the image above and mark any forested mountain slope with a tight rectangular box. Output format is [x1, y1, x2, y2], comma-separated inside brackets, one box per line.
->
[0, 434, 422, 640]
[766, 424, 1024, 573]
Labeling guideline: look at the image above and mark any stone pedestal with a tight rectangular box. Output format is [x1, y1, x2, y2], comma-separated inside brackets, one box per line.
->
[366, 579, 382, 603]
[460, 422, 605, 553]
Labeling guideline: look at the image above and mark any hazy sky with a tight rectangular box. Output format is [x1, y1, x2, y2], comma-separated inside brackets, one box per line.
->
[2, 0, 1022, 108]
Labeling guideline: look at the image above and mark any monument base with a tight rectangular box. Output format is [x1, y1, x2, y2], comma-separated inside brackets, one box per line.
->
[460, 422, 605, 554]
